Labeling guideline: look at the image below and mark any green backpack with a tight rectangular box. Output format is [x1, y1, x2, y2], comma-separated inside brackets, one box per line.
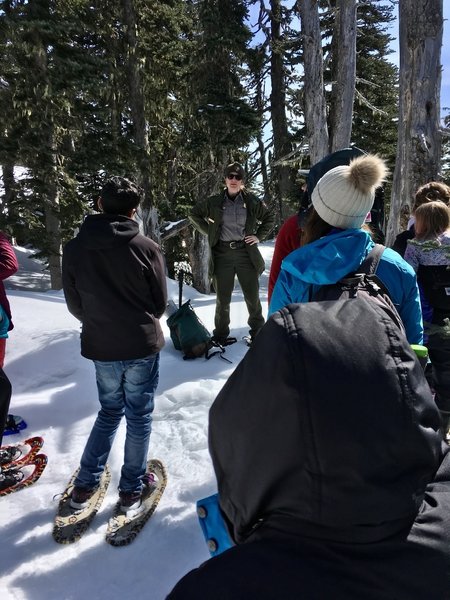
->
[167, 273, 229, 361]
[167, 300, 213, 359]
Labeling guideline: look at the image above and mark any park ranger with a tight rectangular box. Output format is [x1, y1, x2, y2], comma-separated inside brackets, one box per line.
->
[189, 163, 274, 346]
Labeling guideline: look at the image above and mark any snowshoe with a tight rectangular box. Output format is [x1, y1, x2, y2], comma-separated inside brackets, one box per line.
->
[0, 436, 44, 468]
[105, 459, 167, 547]
[0, 454, 48, 497]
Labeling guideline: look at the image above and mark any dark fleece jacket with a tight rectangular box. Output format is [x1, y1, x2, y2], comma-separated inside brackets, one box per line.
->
[168, 299, 450, 600]
[62, 214, 167, 361]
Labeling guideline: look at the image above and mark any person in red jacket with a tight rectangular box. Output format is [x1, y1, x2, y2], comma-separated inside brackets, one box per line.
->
[267, 184, 307, 305]
[0, 232, 18, 366]
[0, 232, 18, 445]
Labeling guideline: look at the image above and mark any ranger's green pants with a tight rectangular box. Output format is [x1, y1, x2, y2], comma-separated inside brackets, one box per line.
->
[212, 243, 265, 340]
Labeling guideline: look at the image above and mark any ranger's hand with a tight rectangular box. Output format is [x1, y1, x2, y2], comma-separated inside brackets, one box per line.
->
[244, 235, 259, 246]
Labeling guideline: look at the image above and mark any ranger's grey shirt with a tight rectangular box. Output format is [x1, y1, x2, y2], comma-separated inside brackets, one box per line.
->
[220, 192, 247, 242]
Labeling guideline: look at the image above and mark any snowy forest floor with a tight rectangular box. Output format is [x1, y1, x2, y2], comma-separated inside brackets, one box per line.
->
[0, 241, 275, 600]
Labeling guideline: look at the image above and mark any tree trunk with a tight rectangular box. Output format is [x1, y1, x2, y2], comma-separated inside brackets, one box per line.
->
[29, 3, 62, 290]
[122, 0, 159, 242]
[329, 0, 357, 151]
[297, 0, 329, 164]
[269, 0, 295, 219]
[187, 168, 222, 294]
[188, 230, 210, 294]
[1, 162, 17, 233]
[257, 133, 270, 201]
[254, 60, 270, 201]
[44, 185, 63, 290]
[386, 0, 443, 246]
[42, 118, 62, 290]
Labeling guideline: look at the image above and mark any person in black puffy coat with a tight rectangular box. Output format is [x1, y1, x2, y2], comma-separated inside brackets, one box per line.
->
[168, 297, 450, 600]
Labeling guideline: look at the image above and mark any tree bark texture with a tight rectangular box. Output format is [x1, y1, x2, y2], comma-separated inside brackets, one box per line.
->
[44, 187, 63, 290]
[297, 0, 329, 164]
[122, 0, 160, 243]
[329, 0, 357, 152]
[386, 0, 443, 245]
[188, 229, 210, 294]
[29, 3, 62, 290]
[269, 0, 295, 218]
[254, 67, 270, 202]
[187, 168, 223, 294]
[1, 162, 16, 229]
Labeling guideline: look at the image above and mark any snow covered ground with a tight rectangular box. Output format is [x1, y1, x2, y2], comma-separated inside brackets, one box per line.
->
[0, 241, 275, 600]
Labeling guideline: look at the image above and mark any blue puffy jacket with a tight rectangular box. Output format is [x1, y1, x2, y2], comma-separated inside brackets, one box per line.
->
[269, 228, 423, 344]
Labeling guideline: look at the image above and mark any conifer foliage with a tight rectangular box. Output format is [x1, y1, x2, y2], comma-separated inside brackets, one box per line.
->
[0, 0, 444, 289]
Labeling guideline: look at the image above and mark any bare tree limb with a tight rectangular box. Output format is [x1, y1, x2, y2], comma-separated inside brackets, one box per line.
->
[160, 219, 190, 242]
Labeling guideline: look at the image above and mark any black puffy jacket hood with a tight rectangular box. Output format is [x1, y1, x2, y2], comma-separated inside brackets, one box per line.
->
[209, 298, 445, 545]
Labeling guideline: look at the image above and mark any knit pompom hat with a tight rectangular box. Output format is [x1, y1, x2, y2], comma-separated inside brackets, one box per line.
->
[311, 154, 388, 229]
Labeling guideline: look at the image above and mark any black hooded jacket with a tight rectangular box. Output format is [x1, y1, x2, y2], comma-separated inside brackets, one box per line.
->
[62, 213, 167, 361]
[168, 299, 450, 600]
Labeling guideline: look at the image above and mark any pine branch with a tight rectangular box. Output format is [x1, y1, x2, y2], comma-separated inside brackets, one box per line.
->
[354, 89, 388, 116]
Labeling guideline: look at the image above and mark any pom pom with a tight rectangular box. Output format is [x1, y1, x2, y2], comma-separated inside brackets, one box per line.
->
[348, 155, 387, 194]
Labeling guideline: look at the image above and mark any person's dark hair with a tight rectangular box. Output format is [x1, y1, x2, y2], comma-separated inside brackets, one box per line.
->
[100, 177, 142, 215]
[301, 208, 333, 246]
[302, 207, 374, 246]
[224, 162, 245, 180]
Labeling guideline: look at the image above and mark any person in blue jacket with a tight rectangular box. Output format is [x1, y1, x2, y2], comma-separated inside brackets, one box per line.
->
[269, 154, 423, 345]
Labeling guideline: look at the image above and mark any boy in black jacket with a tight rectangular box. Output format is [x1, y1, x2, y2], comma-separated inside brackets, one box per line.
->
[62, 177, 167, 512]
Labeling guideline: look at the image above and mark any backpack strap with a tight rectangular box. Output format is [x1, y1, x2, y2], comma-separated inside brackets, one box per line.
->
[356, 244, 385, 276]
[354, 244, 394, 300]
[206, 342, 232, 364]
[307, 244, 387, 302]
[178, 270, 184, 309]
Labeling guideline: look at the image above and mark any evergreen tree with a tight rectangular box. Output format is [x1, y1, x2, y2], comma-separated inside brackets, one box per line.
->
[317, 0, 398, 161]
[351, 1, 398, 165]
[184, 0, 259, 156]
[0, 1, 121, 261]
[173, 0, 260, 291]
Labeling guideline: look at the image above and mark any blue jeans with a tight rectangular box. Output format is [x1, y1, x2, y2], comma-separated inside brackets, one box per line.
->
[74, 353, 160, 493]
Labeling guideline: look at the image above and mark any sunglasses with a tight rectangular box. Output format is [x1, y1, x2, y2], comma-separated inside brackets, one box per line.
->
[227, 173, 242, 181]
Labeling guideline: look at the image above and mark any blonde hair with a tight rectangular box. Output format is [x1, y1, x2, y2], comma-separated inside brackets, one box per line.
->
[414, 201, 450, 241]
